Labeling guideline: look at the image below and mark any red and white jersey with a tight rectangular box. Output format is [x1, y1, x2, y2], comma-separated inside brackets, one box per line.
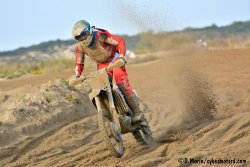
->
[74, 29, 126, 77]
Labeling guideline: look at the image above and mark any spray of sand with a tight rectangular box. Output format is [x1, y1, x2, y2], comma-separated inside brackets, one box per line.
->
[110, 0, 183, 32]
[156, 69, 217, 142]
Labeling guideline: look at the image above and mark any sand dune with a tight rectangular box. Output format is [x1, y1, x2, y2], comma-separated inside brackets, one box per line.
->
[0, 48, 250, 167]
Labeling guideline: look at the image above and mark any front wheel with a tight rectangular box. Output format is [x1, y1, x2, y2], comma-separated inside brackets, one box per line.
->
[98, 108, 124, 158]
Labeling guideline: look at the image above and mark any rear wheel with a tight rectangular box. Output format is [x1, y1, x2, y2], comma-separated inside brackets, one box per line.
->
[98, 100, 124, 158]
[133, 120, 153, 145]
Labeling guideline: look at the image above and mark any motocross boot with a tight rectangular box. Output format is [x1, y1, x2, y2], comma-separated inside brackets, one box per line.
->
[124, 94, 143, 123]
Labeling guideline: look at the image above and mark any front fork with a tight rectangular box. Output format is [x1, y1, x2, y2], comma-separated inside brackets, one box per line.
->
[95, 88, 121, 135]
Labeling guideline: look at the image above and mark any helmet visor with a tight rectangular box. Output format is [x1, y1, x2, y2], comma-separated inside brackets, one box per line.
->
[74, 31, 90, 41]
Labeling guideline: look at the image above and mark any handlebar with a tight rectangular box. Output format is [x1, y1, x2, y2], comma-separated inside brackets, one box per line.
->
[69, 58, 125, 87]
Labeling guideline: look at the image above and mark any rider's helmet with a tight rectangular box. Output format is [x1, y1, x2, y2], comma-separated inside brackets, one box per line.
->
[72, 20, 93, 46]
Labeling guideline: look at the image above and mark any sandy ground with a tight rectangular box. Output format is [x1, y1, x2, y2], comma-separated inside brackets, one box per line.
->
[0, 48, 250, 167]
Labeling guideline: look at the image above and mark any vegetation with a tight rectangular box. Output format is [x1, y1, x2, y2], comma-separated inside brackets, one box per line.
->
[0, 20, 249, 79]
[0, 58, 73, 79]
[1, 20, 249, 57]
[0, 39, 75, 57]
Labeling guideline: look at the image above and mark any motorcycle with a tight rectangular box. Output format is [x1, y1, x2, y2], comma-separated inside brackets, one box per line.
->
[69, 60, 153, 158]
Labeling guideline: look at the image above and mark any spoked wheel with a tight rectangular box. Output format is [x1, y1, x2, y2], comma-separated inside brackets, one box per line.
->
[98, 108, 124, 158]
[133, 120, 153, 145]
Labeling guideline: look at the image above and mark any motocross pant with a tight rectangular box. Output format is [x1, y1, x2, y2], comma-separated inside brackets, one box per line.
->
[97, 57, 134, 95]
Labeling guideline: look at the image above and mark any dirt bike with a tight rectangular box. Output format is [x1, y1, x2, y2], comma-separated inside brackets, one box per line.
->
[69, 60, 153, 158]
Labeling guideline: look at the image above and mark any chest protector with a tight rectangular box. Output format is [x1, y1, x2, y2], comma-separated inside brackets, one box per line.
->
[77, 31, 116, 63]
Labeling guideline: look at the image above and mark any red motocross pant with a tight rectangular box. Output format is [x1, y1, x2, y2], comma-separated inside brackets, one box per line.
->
[97, 59, 134, 95]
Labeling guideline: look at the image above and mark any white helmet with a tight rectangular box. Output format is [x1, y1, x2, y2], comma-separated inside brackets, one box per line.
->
[72, 20, 93, 46]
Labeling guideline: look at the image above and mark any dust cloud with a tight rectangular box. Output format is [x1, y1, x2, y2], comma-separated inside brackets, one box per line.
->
[111, 0, 183, 32]
[155, 68, 218, 143]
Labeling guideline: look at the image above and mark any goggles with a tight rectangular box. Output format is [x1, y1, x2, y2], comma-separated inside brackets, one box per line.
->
[74, 31, 90, 41]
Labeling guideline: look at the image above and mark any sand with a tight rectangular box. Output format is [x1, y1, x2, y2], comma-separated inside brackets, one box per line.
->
[0, 48, 249, 167]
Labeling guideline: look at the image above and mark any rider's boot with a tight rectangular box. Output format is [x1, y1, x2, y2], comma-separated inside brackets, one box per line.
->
[124, 94, 144, 123]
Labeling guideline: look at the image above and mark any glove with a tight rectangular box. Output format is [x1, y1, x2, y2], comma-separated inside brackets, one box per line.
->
[116, 55, 127, 67]
[116, 58, 126, 67]
[69, 75, 85, 87]
[118, 56, 127, 65]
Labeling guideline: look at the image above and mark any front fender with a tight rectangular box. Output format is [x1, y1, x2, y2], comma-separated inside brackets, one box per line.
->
[89, 89, 101, 101]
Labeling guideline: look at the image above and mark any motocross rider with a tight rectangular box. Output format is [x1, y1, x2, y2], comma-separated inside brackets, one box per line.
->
[72, 20, 143, 123]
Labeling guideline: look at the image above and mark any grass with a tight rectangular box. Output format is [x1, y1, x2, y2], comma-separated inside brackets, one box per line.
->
[0, 58, 73, 79]
[0, 54, 158, 79]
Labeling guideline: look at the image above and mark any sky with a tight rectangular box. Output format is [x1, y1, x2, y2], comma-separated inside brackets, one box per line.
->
[0, 0, 249, 51]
